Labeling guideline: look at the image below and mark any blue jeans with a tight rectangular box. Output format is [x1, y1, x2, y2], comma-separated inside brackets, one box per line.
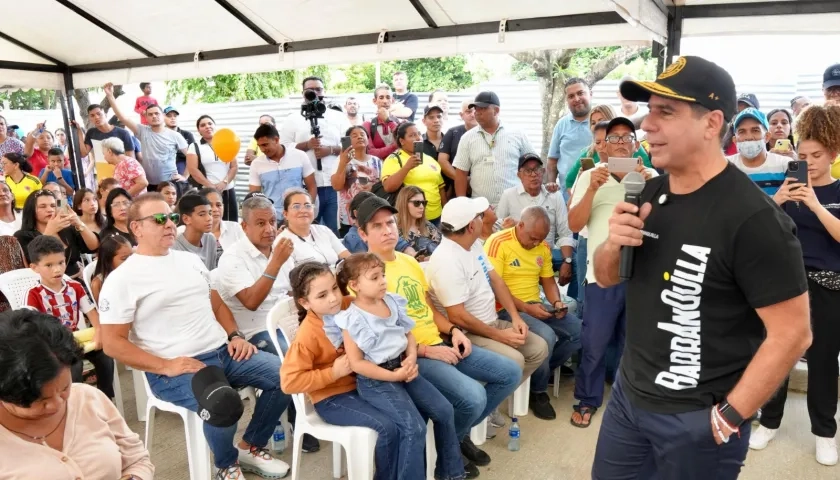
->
[593, 376, 750, 479]
[315, 391, 401, 480]
[248, 329, 288, 356]
[356, 372, 464, 480]
[498, 309, 582, 393]
[417, 343, 521, 439]
[316, 186, 339, 235]
[576, 236, 588, 315]
[145, 345, 291, 469]
[576, 282, 626, 408]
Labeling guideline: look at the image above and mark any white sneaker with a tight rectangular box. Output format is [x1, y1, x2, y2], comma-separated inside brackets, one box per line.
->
[816, 436, 838, 466]
[216, 464, 244, 480]
[489, 409, 506, 428]
[238, 445, 290, 478]
[748, 426, 778, 450]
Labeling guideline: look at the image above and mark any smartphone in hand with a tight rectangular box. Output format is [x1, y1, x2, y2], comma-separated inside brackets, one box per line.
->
[786, 160, 809, 188]
[340, 136, 351, 151]
[775, 139, 792, 152]
[413, 141, 425, 157]
[580, 157, 596, 171]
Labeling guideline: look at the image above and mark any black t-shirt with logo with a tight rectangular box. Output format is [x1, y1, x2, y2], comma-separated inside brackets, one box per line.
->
[620, 163, 807, 414]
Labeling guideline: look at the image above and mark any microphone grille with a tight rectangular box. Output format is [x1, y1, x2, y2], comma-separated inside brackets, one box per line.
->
[622, 171, 646, 194]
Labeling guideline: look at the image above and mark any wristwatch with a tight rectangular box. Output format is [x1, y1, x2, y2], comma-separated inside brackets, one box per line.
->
[563, 257, 573, 264]
[717, 399, 746, 427]
[227, 330, 245, 342]
[448, 325, 463, 336]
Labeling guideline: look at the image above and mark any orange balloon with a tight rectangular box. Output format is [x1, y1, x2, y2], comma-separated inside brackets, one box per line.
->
[211, 128, 241, 163]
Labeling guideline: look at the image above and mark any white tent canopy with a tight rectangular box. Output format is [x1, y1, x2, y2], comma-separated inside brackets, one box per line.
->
[0, 0, 672, 90]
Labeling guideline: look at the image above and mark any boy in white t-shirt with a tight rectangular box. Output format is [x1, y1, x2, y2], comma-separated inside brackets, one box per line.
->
[98, 193, 291, 480]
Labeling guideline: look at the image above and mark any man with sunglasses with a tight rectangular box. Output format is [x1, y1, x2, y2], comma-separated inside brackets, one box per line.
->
[98, 193, 292, 480]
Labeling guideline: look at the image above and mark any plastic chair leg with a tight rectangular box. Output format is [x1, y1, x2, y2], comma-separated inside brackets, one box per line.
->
[509, 376, 531, 417]
[470, 418, 487, 446]
[332, 442, 343, 479]
[133, 369, 148, 422]
[144, 406, 156, 450]
[345, 439, 375, 480]
[425, 420, 435, 480]
[290, 427, 304, 480]
[553, 367, 561, 398]
[112, 361, 125, 417]
[185, 412, 212, 480]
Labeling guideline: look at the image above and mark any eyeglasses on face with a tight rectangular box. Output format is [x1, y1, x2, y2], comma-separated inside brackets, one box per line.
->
[410, 200, 428, 208]
[606, 134, 636, 144]
[289, 203, 314, 212]
[520, 167, 544, 176]
[137, 212, 180, 225]
[111, 201, 131, 209]
[356, 177, 371, 186]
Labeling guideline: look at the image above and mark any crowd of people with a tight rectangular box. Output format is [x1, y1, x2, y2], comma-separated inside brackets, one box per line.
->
[0, 60, 837, 480]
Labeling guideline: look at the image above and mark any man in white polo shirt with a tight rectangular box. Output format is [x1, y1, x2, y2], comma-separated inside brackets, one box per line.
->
[567, 117, 656, 428]
[98, 192, 291, 480]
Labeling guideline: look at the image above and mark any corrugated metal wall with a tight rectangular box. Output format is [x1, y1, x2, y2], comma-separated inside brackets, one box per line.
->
[3, 75, 830, 200]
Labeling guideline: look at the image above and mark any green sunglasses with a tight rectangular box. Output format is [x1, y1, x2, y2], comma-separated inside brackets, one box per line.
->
[138, 212, 180, 225]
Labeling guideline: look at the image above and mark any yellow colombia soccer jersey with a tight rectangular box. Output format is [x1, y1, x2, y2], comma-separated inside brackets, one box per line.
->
[5, 174, 42, 210]
[484, 228, 554, 304]
[832, 155, 840, 180]
[384, 251, 443, 346]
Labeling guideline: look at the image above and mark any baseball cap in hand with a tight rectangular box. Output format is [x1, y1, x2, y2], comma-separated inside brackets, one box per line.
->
[469, 91, 500, 109]
[620, 56, 737, 122]
[191, 366, 244, 427]
[823, 63, 840, 89]
[441, 197, 489, 231]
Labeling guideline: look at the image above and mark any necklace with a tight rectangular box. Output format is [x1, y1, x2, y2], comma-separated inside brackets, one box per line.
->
[1, 405, 68, 446]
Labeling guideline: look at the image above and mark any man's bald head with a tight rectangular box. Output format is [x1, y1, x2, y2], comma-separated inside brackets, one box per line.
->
[516, 206, 550, 250]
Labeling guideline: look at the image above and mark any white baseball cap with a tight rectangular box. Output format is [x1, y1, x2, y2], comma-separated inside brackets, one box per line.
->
[441, 197, 490, 231]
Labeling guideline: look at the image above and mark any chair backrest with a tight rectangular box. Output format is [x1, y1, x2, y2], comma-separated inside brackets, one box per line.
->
[83, 261, 97, 301]
[267, 297, 317, 418]
[266, 297, 299, 356]
[0, 269, 40, 310]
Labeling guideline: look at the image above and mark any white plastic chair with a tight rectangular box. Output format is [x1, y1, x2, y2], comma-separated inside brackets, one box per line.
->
[142, 372, 213, 480]
[82, 260, 97, 303]
[268, 298, 378, 480]
[0, 268, 40, 309]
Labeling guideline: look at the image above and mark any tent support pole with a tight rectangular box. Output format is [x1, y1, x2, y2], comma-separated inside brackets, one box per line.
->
[60, 70, 85, 189]
[665, 6, 683, 66]
[652, 40, 666, 76]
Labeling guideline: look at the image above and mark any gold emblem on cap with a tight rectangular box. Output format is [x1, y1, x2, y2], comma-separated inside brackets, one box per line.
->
[658, 57, 687, 80]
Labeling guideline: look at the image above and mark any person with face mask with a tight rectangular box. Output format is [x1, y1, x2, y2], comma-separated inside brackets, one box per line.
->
[725, 108, 789, 196]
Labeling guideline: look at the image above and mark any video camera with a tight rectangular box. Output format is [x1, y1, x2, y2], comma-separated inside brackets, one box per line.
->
[301, 89, 327, 170]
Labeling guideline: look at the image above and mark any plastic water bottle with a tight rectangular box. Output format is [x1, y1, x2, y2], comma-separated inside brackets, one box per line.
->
[508, 417, 520, 451]
[271, 422, 285, 453]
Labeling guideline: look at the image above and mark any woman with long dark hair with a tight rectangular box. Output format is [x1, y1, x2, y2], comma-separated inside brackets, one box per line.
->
[186, 115, 238, 221]
[90, 234, 133, 303]
[2, 152, 41, 210]
[99, 188, 135, 246]
[14, 190, 99, 278]
[0, 182, 20, 235]
[0, 309, 153, 479]
[72, 188, 105, 234]
[96, 178, 118, 215]
[766, 108, 796, 158]
[752, 104, 840, 466]
[331, 125, 383, 235]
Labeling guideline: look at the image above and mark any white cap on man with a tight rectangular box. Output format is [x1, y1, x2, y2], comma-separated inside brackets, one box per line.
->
[441, 197, 490, 231]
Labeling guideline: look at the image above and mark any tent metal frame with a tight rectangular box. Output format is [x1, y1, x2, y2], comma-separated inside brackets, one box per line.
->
[2, 0, 838, 188]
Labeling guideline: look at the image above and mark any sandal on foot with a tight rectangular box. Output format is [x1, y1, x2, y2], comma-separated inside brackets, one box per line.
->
[570, 404, 597, 428]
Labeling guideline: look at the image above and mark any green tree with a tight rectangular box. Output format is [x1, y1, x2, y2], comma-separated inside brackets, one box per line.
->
[165, 66, 332, 104]
[0, 89, 58, 110]
[332, 56, 480, 93]
[510, 46, 655, 158]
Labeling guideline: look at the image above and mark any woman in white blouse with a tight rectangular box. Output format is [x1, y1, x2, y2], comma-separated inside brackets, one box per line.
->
[198, 187, 245, 264]
[0, 182, 21, 235]
[186, 115, 239, 221]
[0, 309, 153, 480]
[278, 188, 350, 268]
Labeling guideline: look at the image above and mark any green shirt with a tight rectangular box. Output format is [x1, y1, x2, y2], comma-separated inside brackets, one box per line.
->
[564, 146, 652, 190]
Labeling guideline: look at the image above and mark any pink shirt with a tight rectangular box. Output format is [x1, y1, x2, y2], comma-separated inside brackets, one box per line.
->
[0, 383, 154, 480]
[113, 157, 146, 194]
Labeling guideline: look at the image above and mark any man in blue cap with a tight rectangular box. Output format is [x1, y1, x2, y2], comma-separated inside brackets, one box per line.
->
[725, 107, 789, 196]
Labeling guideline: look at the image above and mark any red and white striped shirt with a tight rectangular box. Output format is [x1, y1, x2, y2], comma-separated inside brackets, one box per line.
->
[25, 279, 95, 331]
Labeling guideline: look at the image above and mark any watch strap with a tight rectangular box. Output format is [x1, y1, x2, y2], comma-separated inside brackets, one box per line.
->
[227, 330, 244, 342]
[718, 400, 745, 427]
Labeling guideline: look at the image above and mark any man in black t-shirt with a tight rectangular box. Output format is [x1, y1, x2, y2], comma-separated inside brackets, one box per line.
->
[590, 56, 811, 479]
[438, 101, 478, 197]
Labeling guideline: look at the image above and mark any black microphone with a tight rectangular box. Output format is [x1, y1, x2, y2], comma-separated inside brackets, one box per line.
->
[619, 172, 647, 281]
